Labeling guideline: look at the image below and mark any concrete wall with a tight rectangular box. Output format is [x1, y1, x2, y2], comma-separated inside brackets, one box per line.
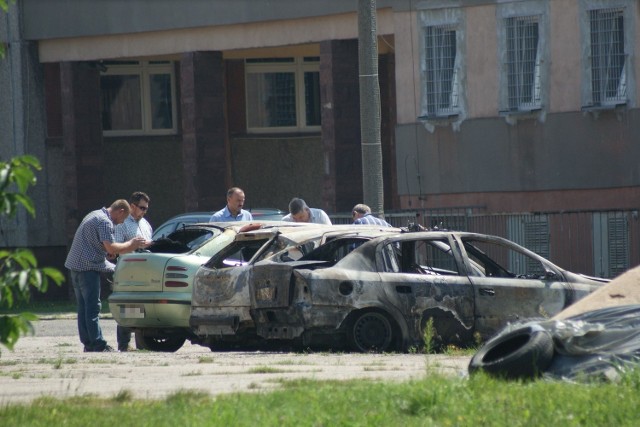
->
[230, 136, 324, 212]
[396, 108, 640, 207]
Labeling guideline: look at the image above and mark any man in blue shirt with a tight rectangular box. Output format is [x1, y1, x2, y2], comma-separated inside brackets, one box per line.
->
[65, 200, 149, 352]
[209, 187, 253, 222]
[352, 203, 392, 227]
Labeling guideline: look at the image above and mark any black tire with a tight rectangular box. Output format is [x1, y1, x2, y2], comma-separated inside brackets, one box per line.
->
[468, 325, 554, 380]
[349, 311, 394, 353]
[136, 331, 186, 353]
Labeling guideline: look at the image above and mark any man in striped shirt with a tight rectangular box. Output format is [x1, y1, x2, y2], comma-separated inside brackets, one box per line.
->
[352, 204, 392, 227]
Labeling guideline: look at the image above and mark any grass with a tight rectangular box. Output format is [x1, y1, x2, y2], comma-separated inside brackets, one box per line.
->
[1, 371, 639, 426]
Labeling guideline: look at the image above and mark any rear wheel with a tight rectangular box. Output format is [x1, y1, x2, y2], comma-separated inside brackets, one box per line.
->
[135, 331, 186, 353]
[348, 311, 394, 353]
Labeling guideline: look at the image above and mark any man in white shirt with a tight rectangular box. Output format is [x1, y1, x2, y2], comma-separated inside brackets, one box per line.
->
[113, 191, 153, 351]
[282, 197, 332, 225]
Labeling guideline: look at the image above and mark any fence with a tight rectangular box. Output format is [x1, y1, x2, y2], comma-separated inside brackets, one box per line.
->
[330, 208, 640, 279]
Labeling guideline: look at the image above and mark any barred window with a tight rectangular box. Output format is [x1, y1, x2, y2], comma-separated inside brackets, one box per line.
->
[588, 8, 626, 106]
[423, 25, 459, 117]
[505, 16, 541, 111]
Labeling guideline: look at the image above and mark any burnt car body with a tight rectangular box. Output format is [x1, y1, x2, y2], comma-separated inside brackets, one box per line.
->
[190, 226, 401, 349]
[246, 231, 608, 352]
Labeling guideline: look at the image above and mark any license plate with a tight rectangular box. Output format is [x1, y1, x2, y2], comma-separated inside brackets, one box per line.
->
[120, 304, 145, 319]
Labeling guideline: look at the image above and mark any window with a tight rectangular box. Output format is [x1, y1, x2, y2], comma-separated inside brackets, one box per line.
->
[504, 16, 542, 111]
[100, 61, 177, 135]
[245, 57, 321, 133]
[422, 24, 460, 117]
[587, 8, 627, 106]
[593, 212, 629, 278]
[462, 238, 548, 279]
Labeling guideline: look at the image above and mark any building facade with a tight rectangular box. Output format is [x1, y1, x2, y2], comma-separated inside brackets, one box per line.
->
[0, 0, 638, 292]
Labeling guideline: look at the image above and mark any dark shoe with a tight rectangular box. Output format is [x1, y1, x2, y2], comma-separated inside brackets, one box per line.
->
[118, 345, 133, 352]
[86, 345, 115, 352]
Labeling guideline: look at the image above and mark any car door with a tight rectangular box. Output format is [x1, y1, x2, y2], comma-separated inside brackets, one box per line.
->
[457, 234, 570, 339]
[375, 235, 475, 345]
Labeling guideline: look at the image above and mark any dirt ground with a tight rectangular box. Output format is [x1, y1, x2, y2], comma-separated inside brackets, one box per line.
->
[0, 317, 470, 405]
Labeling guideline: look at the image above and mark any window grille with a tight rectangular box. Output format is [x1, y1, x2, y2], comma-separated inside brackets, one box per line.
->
[589, 8, 627, 105]
[245, 57, 320, 133]
[505, 16, 541, 110]
[607, 216, 629, 277]
[423, 25, 459, 117]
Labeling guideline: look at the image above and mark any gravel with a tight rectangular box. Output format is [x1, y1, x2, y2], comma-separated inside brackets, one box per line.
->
[0, 317, 470, 405]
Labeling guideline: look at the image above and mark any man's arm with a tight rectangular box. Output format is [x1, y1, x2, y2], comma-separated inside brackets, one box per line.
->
[103, 237, 147, 256]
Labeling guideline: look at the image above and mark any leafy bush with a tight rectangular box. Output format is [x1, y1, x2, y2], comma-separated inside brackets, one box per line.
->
[0, 155, 64, 353]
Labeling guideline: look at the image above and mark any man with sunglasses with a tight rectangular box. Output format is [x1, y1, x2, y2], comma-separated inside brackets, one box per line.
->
[113, 191, 153, 351]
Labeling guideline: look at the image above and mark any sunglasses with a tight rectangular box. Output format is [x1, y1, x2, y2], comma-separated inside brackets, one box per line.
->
[135, 204, 148, 212]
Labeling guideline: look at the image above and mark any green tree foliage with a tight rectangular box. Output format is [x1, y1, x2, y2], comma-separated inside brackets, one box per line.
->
[0, 1, 10, 58]
[0, 155, 65, 354]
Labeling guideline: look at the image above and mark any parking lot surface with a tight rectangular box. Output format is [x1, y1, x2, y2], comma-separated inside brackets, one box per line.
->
[0, 317, 470, 404]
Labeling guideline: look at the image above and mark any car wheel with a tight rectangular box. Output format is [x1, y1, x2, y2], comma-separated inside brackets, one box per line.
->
[468, 325, 554, 380]
[349, 311, 394, 353]
[137, 331, 186, 353]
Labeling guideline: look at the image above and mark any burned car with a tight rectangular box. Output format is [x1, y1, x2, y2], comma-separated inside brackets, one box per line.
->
[108, 221, 321, 352]
[247, 231, 608, 352]
[190, 225, 401, 349]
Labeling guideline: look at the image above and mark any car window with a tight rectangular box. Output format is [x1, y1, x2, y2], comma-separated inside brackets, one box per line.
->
[299, 237, 370, 264]
[381, 242, 402, 273]
[152, 222, 177, 240]
[262, 236, 325, 262]
[380, 239, 460, 275]
[461, 238, 548, 279]
[189, 229, 236, 258]
[204, 238, 271, 268]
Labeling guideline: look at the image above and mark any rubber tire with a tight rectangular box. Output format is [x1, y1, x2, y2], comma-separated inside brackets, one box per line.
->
[349, 311, 394, 353]
[136, 332, 186, 353]
[468, 325, 554, 380]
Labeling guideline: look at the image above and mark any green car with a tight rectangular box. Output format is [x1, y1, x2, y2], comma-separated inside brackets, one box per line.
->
[109, 221, 327, 352]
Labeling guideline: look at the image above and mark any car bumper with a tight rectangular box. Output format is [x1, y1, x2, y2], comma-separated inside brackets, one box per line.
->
[109, 292, 191, 328]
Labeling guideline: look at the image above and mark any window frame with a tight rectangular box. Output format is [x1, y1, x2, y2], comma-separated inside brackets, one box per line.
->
[497, 1, 549, 116]
[100, 60, 178, 136]
[419, 18, 462, 120]
[585, 7, 627, 107]
[244, 57, 321, 134]
[580, 0, 636, 110]
[503, 15, 542, 112]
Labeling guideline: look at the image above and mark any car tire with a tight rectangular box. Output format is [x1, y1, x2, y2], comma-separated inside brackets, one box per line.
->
[468, 325, 554, 380]
[348, 311, 394, 353]
[137, 331, 186, 353]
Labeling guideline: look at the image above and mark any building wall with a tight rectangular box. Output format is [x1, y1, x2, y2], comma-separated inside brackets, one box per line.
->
[395, 0, 640, 214]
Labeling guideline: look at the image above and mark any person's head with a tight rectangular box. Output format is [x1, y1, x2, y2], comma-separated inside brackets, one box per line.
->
[288, 198, 311, 222]
[352, 204, 371, 221]
[129, 191, 150, 221]
[109, 199, 131, 225]
[226, 187, 246, 215]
